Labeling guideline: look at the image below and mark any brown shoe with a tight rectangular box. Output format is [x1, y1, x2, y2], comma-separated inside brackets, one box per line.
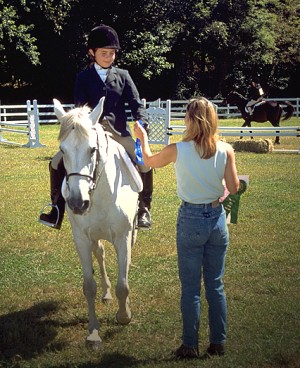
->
[201, 343, 225, 359]
[174, 344, 199, 359]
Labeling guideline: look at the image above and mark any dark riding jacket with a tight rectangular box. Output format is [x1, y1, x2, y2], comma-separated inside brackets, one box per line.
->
[248, 84, 264, 100]
[74, 64, 148, 137]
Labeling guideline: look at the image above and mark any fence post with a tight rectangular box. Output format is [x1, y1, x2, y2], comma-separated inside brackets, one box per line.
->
[0, 105, 8, 143]
[166, 99, 171, 145]
[23, 99, 45, 148]
[32, 99, 46, 148]
[0, 104, 3, 143]
[22, 100, 33, 147]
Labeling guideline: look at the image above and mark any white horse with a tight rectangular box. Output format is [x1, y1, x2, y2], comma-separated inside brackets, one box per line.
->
[53, 97, 142, 348]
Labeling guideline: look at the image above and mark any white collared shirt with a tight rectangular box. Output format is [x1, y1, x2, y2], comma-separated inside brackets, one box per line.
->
[94, 63, 108, 83]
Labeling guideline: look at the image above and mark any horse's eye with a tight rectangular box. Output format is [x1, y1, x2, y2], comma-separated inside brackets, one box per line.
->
[91, 147, 96, 155]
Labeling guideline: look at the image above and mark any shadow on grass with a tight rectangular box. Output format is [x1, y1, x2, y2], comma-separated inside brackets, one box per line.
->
[0, 145, 21, 149]
[99, 353, 175, 368]
[0, 301, 167, 368]
[0, 301, 65, 362]
[54, 352, 176, 368]
[36, 155, 53, 161]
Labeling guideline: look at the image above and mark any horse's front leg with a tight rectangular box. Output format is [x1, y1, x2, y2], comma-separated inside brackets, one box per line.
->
[93, 240, 113, 302]
[241, 119, 252, 140]
[273, 124, 280, 145]
[241, 119, 250, 128]
[76, 240, 102, 348]
[114, 236, 132, 325]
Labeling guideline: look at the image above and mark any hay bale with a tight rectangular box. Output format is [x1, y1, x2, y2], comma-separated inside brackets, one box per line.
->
[232, 139, 274, 153]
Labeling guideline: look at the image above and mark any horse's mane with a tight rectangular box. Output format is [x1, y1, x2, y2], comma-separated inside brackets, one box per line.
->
[58, 106, 91, 142]
[230, 91, 245, 98]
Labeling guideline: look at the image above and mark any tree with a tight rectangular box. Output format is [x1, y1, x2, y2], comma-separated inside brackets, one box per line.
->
[266, 0, 300, 96]
[0, 0, 40, 87]
[162, 0, 280, 98]
[0, 0, 299, 102]
[152, 0, 299, 98]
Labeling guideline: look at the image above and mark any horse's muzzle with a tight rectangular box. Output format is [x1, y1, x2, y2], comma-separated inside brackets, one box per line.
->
[67, 198, 90, 215]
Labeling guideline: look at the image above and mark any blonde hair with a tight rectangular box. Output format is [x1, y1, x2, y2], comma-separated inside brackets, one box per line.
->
[183, 97, 219, 159]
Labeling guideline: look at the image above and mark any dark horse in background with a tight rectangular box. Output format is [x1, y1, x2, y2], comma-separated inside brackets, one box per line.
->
[223, 91, 294, 144]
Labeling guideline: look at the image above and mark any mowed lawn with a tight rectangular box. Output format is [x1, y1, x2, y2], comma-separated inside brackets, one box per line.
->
[0, 118, 299, 368]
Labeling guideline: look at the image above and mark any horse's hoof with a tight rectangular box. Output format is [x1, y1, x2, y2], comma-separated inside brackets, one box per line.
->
[102, 296, 113, 304]
[86, 339, 102, 351]
[116, 312, 132, 325]
[86, 329, 102, 350]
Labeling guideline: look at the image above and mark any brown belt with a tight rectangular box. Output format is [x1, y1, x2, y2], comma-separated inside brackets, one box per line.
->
[182, 199, 220, 208]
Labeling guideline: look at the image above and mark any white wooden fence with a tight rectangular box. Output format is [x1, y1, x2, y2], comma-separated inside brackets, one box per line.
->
[145, 100, 300, 153]
[5, 97, 299, 126]
[0, 100, 45, 148]
[159, 97, 300, 120]
[1, 98, 299, 150]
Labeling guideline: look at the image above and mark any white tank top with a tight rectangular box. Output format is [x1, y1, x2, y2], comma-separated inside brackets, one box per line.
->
[175, 140, 227, 204]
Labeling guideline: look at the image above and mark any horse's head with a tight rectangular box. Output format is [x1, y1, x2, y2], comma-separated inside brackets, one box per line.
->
[54, 97, 106, 215]
[222, 91, 236, 105]
[224, 91, 245, 106]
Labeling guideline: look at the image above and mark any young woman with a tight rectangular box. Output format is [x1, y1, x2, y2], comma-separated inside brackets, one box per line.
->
[39, 25, 153, 230]
[134, 97, 240, 359]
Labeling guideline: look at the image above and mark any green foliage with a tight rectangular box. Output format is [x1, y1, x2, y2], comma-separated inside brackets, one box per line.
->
[0, 0, 40, 85]
[36, 0, 79, 33]
[0, 0, 299, 100]
[122, 28, 174, 79]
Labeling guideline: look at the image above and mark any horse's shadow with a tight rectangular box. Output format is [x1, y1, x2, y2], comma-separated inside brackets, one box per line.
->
[0, 302, 176, 367]
[53, 352, 175, 368]
[0, 301, 65, 361]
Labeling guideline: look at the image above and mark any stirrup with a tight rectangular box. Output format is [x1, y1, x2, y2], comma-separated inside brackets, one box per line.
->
[38, 203, 60, 228]
[137, 208, 152, 230]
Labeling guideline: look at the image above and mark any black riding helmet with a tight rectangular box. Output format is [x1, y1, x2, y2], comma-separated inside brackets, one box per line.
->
[251, 76, 260, 84]
[88, 24, 121, 50]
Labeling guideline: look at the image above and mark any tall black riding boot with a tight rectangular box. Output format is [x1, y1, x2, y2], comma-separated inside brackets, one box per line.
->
[39, 160, 65, 230]
[137, 169, 153, 230]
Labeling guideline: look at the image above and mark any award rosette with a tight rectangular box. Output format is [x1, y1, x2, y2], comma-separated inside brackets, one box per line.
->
[221, 175, 249, 224]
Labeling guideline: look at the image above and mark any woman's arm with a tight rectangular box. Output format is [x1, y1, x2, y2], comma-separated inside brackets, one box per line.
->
[224, 144, 240, 194]
[134, 122, 177, 168]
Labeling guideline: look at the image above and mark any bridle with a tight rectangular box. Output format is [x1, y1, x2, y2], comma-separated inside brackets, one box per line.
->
[65, 127, 109, 193]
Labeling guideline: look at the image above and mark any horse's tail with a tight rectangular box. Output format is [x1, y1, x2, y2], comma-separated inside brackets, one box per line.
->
[280, 101, 294, 121]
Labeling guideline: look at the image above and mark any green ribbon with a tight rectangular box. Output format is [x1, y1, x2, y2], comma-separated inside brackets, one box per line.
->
[222, 179, 248, 224]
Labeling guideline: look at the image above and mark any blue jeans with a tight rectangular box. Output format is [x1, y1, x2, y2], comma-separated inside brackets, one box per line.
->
[176, 201, 229, 348]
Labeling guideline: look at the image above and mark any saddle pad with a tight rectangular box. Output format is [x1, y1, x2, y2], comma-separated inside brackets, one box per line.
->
[115, 142, 143, 193]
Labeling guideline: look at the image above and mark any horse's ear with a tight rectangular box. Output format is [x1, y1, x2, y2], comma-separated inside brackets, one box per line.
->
[53, 99, 66, 121]
[90, 97, 105, 126]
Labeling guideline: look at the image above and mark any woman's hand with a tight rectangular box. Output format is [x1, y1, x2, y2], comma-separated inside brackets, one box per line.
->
[134, 121, 147, 140]
[134, 121, 177, 168]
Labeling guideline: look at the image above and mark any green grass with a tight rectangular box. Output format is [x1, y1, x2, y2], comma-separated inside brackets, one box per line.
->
[0, 119, 299, 368]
